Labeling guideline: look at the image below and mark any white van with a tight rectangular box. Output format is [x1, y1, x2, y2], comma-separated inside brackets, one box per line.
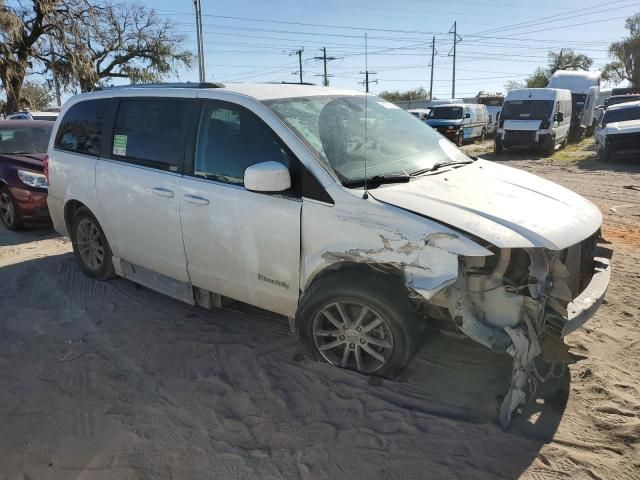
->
[476, 92, 504, 136]
[425, 103, 488, 145]
[547, 70, 601, 139]
[495, 88, 572, 155]
[46, 83, 610, 427]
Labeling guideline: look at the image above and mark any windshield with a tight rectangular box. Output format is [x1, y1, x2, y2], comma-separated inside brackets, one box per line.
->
[264, 95, 469, 184]
[602, 106, 640, 124]
[0, 125, 52, 154]
[501, 100, 554, 120]
[427, 106, 463, 120]
[606, 95, 640, 107]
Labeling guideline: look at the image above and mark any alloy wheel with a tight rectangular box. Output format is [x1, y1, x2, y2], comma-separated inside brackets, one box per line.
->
[76, 218, 105, 270]
[0, 192, 15, 226]
[312, 301, 394, 374]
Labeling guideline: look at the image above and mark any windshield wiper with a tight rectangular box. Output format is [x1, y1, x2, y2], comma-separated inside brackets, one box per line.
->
[410, 160, 473, 176]
[342, 174, 412, 188]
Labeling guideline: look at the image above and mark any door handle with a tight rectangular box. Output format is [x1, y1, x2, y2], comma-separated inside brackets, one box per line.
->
[184, 194, 210, 205]
[147, 187, 175, 198]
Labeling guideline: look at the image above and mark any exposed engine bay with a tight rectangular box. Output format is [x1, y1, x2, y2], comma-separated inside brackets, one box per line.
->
[425, 230, 611, 428]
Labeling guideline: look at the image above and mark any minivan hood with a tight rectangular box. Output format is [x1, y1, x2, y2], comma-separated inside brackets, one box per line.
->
[602, 119, 640, 135]
[426, 119, 464, 127]
[369, 159, 601, 250]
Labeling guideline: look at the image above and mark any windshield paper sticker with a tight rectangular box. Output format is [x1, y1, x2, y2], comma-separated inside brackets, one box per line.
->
[377, 101, 400, 109]
[113, 135, 127, 156]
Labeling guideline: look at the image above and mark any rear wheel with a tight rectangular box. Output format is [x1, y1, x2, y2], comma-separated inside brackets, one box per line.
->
[297, 272, 417, 377]
[599, 146, 610, 162]
[494, 138, 504, 155]
[70, 207, 115, 280]
[0, 186, 22, 230]
[480, 128, 486, 142]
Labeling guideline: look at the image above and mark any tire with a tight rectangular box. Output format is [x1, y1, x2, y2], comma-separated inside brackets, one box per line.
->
[456, 131, 464, 147]
[296, 271, 418, 377]
[539, 135, 555, 157]
[599, 146, 610, 162]
[494, 138, 504, 155]
[0, 186, 23, 230]
[70, 207, 115, 280]
[480, 128, 486, 142]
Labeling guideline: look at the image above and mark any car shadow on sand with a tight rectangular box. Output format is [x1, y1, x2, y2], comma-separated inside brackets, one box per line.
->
[0, 224, 57, 248]
[0, 253, 570, 479]
[576, 158, 640, 174]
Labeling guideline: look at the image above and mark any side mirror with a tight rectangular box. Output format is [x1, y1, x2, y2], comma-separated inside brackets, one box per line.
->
[465, 113, 471, 118]
[244, 161, 291, 193]
[555, 112, 564, 122]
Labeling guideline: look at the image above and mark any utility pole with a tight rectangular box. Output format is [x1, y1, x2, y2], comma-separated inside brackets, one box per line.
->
[193, 0, 206, 82]
[449, 21, 462, 99]
[429, 36, 436, 100]
[313, 47, 338, 86]
[290, 48, 304, 84]
[359, 70, 378, 93]
[49, 36, 61, 108]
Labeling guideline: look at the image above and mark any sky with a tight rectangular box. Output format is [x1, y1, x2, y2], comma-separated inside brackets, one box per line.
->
[27, 0, 640, 100]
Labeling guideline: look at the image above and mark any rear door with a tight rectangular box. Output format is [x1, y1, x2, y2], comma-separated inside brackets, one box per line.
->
[179, 99, 302, 316]
[95, 97, 194, 282]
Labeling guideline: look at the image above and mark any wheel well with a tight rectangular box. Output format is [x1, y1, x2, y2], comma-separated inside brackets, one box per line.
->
[303, 261, 407, 298]
[63, 200, 88, 231]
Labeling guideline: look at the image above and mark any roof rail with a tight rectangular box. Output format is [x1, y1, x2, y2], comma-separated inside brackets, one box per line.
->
[265, 81, 317, 86]
[95, 82, 225, 91]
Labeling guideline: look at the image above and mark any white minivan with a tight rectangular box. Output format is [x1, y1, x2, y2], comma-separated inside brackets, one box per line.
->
[47, 83, 610, 427]
[495, 88, 572, 155]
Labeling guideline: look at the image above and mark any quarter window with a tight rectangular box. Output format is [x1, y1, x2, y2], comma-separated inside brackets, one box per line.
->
[194, 102, 292, 185]
[112, 99, 189, 172]
[55, 100, 109, 156]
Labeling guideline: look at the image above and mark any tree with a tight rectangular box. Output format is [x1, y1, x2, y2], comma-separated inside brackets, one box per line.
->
[20, 80, 52, 110]
[0, 0, 66, 113]
[602, 14, 640, 87]
[379, 87, 430, 102]
[51, 1, 193, 92]
[504, 80, 524, 91]
[547, 49, 593, 74]
[526, 67, 551, 88]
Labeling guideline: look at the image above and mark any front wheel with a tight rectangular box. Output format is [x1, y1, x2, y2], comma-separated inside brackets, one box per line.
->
[494, 138, 504, 155]
[70, 207, 116, 280]
[0, 186, 22, 230]
[456, 130, 464, 147]
[296, 272, 417, 376]
[480, 128, 486, 142]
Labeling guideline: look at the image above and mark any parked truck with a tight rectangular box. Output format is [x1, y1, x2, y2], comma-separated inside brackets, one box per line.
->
[476, 91, 504, 136]
[547, 70, 601, 140]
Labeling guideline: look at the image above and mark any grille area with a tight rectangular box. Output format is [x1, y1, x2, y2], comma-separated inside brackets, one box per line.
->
[504, 130, 535, 146]
[607, 132, 640, 154]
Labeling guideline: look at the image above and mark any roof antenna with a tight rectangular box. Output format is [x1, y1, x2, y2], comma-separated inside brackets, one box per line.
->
[363, 32, 369, 200]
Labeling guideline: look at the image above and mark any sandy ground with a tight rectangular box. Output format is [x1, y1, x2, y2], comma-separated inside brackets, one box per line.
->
[1, 146, 639, 479]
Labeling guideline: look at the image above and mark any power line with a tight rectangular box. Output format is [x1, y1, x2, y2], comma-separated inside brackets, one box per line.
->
[469, 0, 639, 37]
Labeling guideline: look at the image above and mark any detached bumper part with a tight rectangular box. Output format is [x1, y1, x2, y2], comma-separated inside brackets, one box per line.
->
[559, 256, 611, 337]
[499, 250, 611, 429]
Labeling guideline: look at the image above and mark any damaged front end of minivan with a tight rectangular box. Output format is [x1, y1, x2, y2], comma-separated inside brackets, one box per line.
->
[317, 227, 611, 428]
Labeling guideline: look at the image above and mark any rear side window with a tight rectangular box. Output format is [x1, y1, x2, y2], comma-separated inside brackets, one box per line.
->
[55, 99, 109, 156]
[111, 98, 189, 172]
